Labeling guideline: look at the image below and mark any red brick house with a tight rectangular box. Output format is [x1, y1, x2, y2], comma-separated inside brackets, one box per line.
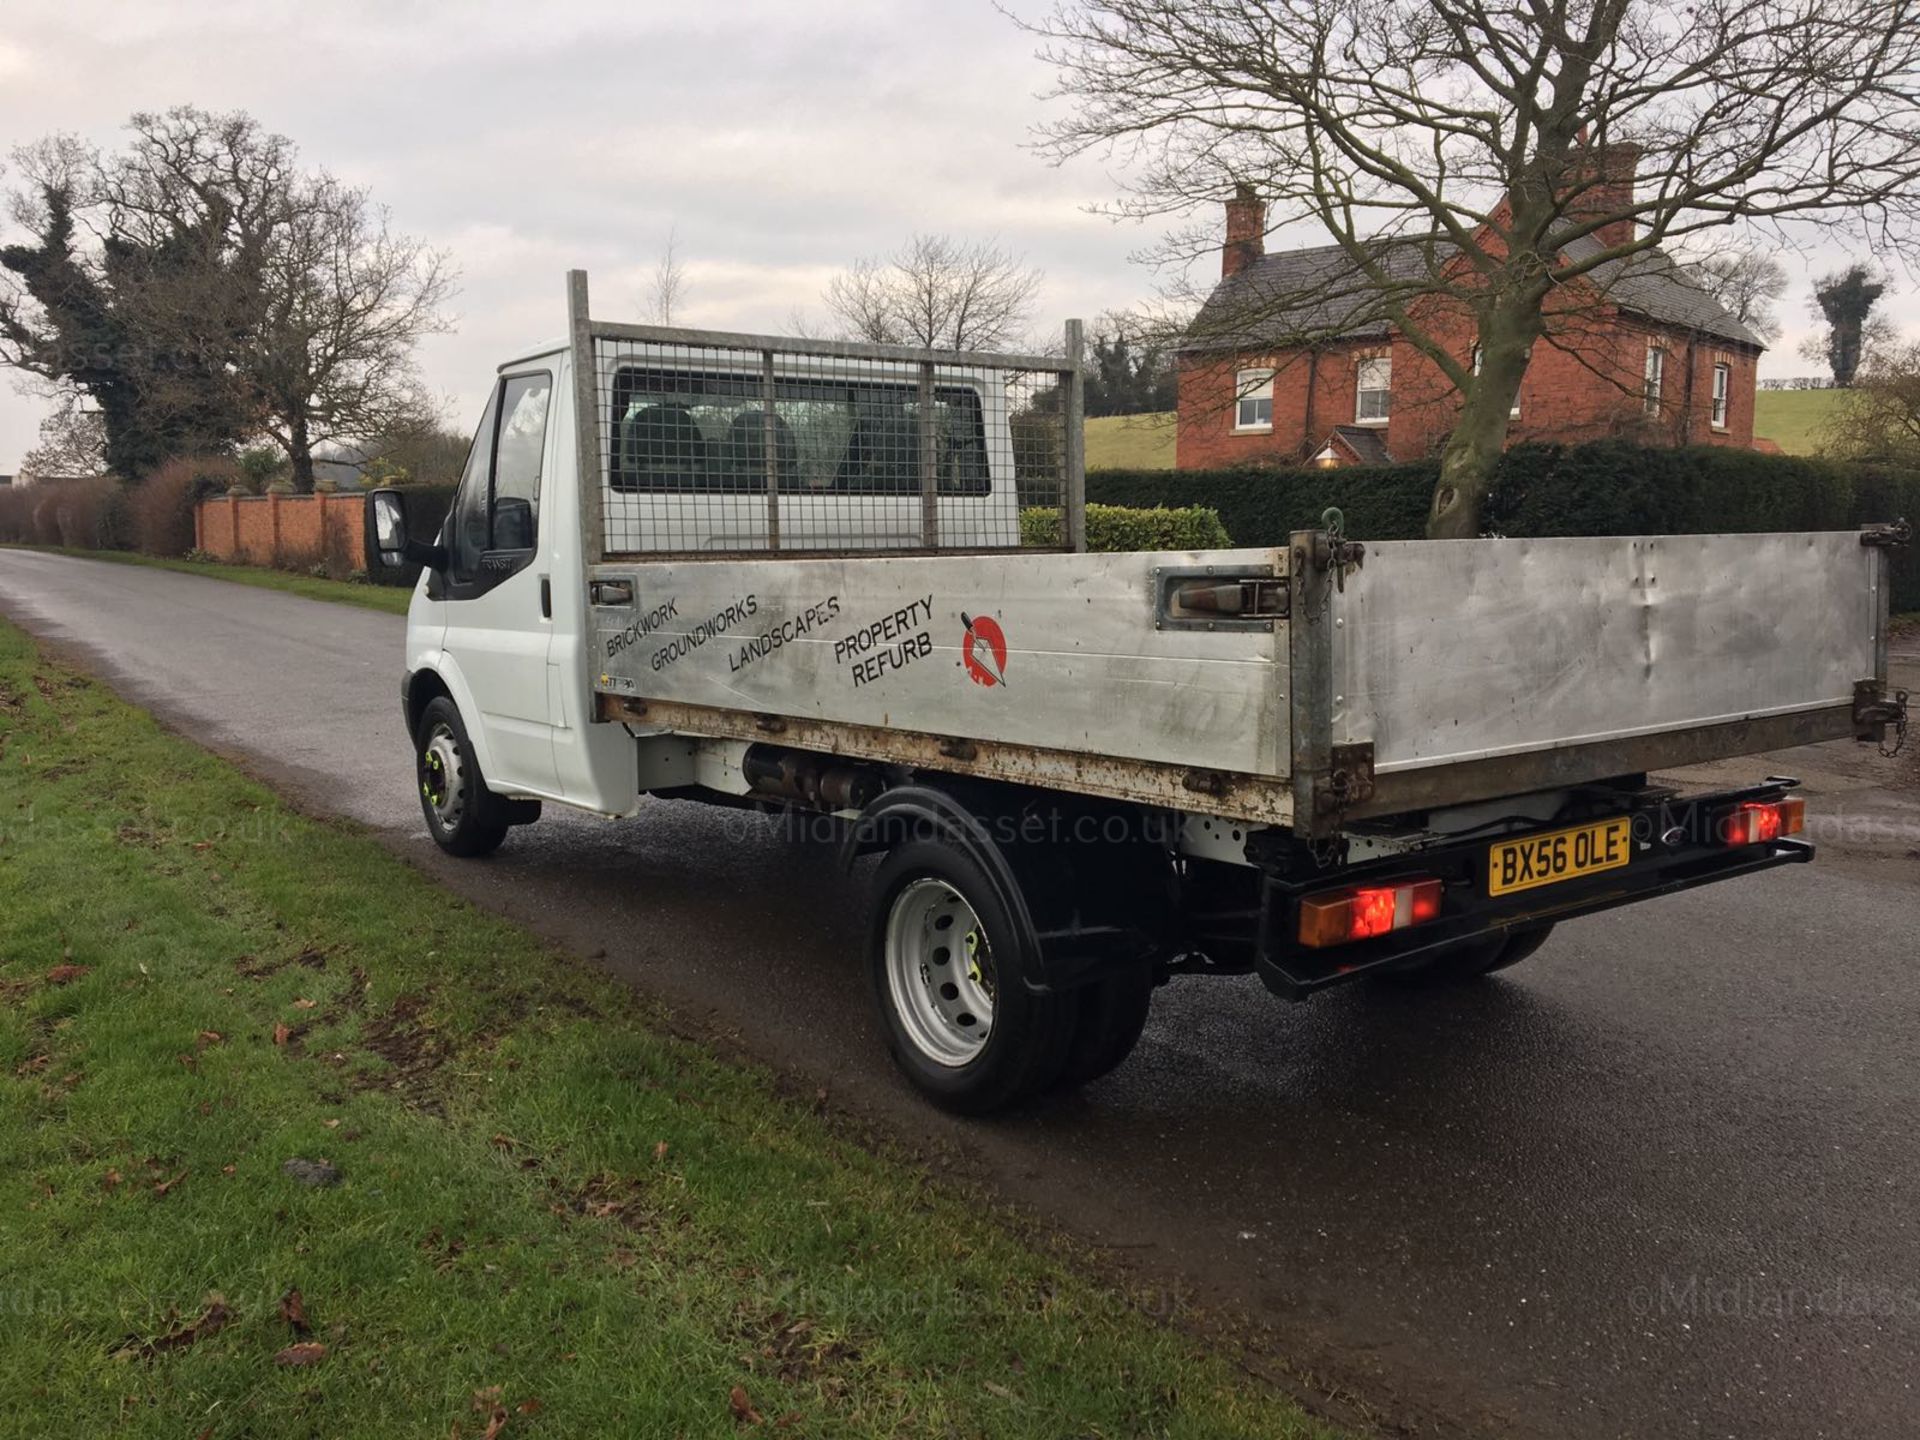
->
[1176, 169, 1765, 470]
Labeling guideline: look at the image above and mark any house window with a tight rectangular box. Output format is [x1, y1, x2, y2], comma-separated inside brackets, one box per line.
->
[1355, 356, 1391, 424]
[1234, 368, 1274, 431]
[1644, 346, 1665, 416]
[1471, 346, 1522, 418]
[1711, 362, 1731, 429]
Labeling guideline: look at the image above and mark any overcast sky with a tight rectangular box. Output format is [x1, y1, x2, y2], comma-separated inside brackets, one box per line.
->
[0, 0, 1903, 473]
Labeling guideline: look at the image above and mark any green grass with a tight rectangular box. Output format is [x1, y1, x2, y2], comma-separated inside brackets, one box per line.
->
[0, 621, 1341, 1440]
[3, 546, 414, 615]
[1086, 412, 1178, 471]
[1751, 389, 1844, 455]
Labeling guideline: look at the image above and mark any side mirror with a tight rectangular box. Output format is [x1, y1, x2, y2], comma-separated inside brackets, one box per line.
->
[364, 488, 446, 573]
[493, 495, 535, 551]
[367, 488, 410, 568]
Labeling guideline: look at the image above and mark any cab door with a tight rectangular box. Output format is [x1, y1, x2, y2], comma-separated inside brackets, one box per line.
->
[436, 369, 561, 795]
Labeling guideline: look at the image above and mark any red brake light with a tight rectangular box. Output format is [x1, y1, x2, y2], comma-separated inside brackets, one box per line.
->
[1298, 878, 1445, 948]
[1723, 798, 1804, 847]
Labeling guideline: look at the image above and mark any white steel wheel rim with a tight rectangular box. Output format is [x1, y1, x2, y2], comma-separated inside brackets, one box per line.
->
[421, 723, 467, 829]
[885, 877, 997, 1067]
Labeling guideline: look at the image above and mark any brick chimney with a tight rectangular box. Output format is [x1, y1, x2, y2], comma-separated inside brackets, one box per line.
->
[1223, 183, 1266, 278]
[1565, 142, 1640, 250]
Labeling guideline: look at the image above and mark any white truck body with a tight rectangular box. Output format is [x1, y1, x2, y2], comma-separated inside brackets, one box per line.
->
[377, 271, 1906, 1110]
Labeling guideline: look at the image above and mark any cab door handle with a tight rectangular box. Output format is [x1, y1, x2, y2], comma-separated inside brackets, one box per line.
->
[539, 575, 551, 619]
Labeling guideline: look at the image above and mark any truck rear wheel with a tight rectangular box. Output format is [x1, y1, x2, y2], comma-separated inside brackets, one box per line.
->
[1053, 968, 1154, 1092]
[416, 696, 512, 858]
[869, 840, 1076, 1114]
[1383, 922, 1557, 985]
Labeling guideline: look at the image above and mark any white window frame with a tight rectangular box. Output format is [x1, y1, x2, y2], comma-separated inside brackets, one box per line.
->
[1233, 368, 1274, 433]
[1710, 362, 1731, 430]
[1644, 345, 1665, 416]
[1354, 355, 1391, 425]
[1471, 346, 1522, 418]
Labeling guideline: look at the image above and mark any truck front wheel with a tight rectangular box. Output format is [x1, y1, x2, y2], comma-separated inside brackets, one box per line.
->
[869, 841, 1077, 1114]
[416, 696, 513, 858]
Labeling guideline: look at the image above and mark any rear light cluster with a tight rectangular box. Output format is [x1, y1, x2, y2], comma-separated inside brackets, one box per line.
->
[1297, 878, 1443, 949]
[1722, 798, 1805, 847]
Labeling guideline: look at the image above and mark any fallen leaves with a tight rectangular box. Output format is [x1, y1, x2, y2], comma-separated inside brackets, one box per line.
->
[273, 1341, 328, 1367]
[292, 997, 317, 1011]
[45, 963, 89, 985]
[272, 1022, 291, 1047]
[111, 1295, 232, 1361]
[278, 1288, 310, 1335]
[729, 1384, 764, 1426]
[151, 1168, 188, 1198]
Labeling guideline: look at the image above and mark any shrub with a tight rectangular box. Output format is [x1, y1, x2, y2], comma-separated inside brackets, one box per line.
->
[0, 485, 37, 544]
[128, 456, 237, 557]
[1088, 460, 1437, 545]
[8, 477, 124, 550]
[1092, 441, 1920, 609]
[1021, 502, 1233, 552]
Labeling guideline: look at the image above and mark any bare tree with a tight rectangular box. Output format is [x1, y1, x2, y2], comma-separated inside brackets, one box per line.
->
[1027, 2, 1920, 536]
[2, 107, 451, 491]
[247, 172, 455, 490]
[824, 234, 1042, 350]
[1818, 338, 1920, 460]
[644, 226, 688, 325]
[1679, 245, 1789, 345]
[18, 399, 106, 479]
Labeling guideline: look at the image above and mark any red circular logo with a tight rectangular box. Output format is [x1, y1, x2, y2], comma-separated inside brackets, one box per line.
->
[961, 613, 1008, 688]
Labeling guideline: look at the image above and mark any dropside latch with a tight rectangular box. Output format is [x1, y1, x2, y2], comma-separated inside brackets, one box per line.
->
[1153, 565, 1287, 632]
[1860, 518, 1913, 548]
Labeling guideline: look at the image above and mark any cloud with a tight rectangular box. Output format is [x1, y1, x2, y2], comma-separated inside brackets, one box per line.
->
[0, 0, 1904, 469]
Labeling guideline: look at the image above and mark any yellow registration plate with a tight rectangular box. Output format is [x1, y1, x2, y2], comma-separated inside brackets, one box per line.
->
[1487, 816, 1634, 897]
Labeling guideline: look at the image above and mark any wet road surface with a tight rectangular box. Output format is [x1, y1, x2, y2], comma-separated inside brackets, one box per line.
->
[4, 548, 1918, 1438]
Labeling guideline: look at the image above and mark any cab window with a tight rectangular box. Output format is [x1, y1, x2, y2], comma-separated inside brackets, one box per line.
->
[446, 372, 552, 585]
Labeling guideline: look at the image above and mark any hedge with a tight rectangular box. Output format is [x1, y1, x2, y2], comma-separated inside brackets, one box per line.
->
[1088, 441, 1920, 610]
[1021, 502, 1232, 552]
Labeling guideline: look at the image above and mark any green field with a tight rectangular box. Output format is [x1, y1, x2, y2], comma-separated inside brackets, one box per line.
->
[1752, 388, 1843, 454]
[1086, 412, 1178, 470]
[0, 620, 1342, 1439]
[1085, 391, 1842, 471]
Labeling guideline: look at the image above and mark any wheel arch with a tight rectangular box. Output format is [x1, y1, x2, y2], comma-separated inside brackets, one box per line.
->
[401, 657, 500, 780]
[845, 779, 1170, 993]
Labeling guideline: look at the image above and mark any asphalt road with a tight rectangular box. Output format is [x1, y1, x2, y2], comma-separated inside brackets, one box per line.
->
[5, 548, 1919, 1439]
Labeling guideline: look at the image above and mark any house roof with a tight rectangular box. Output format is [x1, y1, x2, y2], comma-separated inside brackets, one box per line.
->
[1320, 425, 1394, 465]
[1189, 233, 1765, 352]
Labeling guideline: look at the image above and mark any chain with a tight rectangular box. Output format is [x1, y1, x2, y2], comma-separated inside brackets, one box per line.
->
[1881, 689, 1909, 759]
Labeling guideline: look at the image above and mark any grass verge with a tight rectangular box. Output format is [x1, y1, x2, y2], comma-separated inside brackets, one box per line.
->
[2, 546, 412, 615]
[0, 620, 1340, 1439]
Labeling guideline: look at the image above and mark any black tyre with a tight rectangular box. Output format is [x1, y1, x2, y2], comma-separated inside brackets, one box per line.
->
[415, 695, 512, 858]
[1381, 922, 1556, 986]
[1054, 968, 1155, 1092]
[869, 839, 1078, 1114]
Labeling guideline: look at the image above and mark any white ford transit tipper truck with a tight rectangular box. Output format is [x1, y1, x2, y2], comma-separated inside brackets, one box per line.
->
[365, 271, 1909, 1113]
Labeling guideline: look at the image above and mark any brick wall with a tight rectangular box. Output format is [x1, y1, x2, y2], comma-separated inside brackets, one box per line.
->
[194, 492, 367, 572]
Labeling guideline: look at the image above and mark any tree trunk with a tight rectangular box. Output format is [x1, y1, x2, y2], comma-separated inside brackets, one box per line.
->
[288, 416, 314, 495]
[1425, 316, 1535, 539]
